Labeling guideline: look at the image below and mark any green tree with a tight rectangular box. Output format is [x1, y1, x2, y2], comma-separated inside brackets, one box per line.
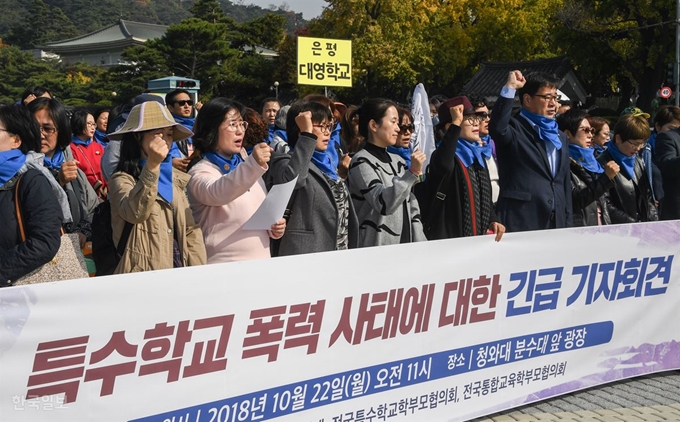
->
[190, 0, 229, 24]
[5, 0, 78, 49]
[552, 0, 677, 111]
[107, 44, 170, 102]
[155, 18, 240, 97]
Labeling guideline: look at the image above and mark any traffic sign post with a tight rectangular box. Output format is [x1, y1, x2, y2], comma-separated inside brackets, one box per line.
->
[660, 86, 673, 99]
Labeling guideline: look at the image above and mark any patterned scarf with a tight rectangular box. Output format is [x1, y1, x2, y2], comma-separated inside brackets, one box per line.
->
[140, 156, 174, 203]
[520, 109, 562, 150]
[568, 144, 603, 174]
[43, 148, 65, 170]
[203, 151, 244, 175]
[0, 149, 27, 187]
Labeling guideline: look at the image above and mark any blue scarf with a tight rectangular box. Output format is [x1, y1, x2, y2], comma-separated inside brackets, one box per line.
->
[647, 132, 657, 151]
[327, 122, 342, 168]
[387, 146, 411, 168]
[568, 144, 603, 174]
[204, 151, 244, 175]
[43, 148, 65, 170]
[140, 156, 174, 203]
[593, 144, 606, 155]
[606, 141, 635, 180]
[0, 150, 27, 187]
[456, 138, 487, 168]
[311, 150, 339, 181]
[479, 135, 493, 160]
[520, 109, 562, 150]
[172, 115, 194, 132]
[94, 130, 108, 147]
[71, 134, 92, 147]
[266, 125, 276, 144]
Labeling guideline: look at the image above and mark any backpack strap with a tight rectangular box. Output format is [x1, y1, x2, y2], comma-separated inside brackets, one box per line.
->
[116, 221, 134, 257]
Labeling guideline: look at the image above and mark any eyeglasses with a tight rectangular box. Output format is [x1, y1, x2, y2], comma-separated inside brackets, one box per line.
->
[532, 94, 562, 103]
[173, 100, 194, 107]
[40, 125, 57, 135]
[399, 123, 415, 133]
[464, 115, 483, 125]
[223, 120, 248, 132]
[312, 123, 334, 133]
[86, 122, 97, 127]
[578, 126, 595, 134]
[626, 139, 647, 149]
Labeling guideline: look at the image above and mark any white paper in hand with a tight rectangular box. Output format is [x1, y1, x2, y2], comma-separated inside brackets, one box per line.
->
[242, 176, 298, 230]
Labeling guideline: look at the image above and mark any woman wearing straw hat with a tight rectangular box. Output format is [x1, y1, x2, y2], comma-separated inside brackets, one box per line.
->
[107, 101, 206, 273]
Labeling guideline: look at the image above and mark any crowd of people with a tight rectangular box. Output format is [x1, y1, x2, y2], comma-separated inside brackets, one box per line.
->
[1, 69, 679, 285]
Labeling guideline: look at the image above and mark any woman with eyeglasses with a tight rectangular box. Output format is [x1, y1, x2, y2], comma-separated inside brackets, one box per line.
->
[0, 104, 64, 286]
[347, 98, 427, 247]
[597, 113, 658, 223]
[107, 101, 206, 273]
[586, 116, 611, 156]
[70, 109, 107, 200]
[557, 109, 619, 226]
[27, 98, 100, 248]
[419, 96, 505, 241]
[265, 101, 357, 256]
[187, 98, 285, 263]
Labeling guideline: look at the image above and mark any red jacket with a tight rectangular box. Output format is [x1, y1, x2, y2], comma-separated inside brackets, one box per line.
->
[70, 139, 107, 199]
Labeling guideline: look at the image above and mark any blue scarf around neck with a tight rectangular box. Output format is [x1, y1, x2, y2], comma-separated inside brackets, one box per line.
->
[273, 128, 288, 142]
[605, 141, 636, 180]
[140, 156, 174, 203]
[94, 130, 108, 147]
[204, 151, 244, 175]
[71, 134, 92, 147]
[387, 146, 411, 169]
[479, 135, 493, 160]
[568, 144, 603, 174]
[593, 143, 606, 155]
[520, 109, 562, 150]
[172, 114, 195, 132]
[0, 149, 27, 187]
[311, 150, 339, 181]
[43, 148, 65, 170]
[456, 138, 487, 168]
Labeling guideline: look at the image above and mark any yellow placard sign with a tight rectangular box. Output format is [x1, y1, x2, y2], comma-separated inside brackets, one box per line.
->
[297, 36, 352, 87]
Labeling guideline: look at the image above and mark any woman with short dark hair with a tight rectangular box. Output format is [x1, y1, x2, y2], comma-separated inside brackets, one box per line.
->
[0, 104, 64, 286]
[70, 109, 107, 200]
[187, 97, 285, 263]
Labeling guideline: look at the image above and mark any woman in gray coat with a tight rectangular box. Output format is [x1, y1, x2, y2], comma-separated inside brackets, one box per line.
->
[266, 101, 358, 256]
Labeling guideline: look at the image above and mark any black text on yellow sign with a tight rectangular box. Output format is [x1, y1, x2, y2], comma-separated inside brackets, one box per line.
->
[297, 36, 352, 88]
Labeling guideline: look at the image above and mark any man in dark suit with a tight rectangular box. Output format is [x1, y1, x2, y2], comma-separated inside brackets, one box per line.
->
[488, 70, 573, 232]
[654, 127, 680, 220]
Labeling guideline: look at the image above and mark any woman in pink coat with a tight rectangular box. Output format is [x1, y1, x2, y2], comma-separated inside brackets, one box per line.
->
[187, 98, 285, 264]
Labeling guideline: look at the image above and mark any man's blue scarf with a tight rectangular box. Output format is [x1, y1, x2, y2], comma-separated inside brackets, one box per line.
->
[520, 109, 562, 150]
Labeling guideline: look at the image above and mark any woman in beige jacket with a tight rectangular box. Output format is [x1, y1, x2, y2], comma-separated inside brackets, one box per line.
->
[107, 101, 206, 273]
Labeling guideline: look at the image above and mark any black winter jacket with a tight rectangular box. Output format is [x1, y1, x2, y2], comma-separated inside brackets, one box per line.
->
[569, 159, 614, 226]
[597, 150, 658, 224]
[0, 169, 62, 286]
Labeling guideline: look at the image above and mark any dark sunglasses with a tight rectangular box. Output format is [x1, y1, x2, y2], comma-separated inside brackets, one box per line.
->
[173, 100, 194, 107]
[399, 123, 415, 133]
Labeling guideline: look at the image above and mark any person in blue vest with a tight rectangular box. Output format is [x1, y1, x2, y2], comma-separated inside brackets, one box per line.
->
[488, 70, 573, 231]
[165, 89, 196, 172]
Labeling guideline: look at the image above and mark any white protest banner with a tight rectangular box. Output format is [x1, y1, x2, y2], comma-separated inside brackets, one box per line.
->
[410, 84, 436, 172]
[1, 221, 678, 421]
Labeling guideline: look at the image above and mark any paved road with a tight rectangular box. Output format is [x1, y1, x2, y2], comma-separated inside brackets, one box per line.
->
[471, 371, 680, 421]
